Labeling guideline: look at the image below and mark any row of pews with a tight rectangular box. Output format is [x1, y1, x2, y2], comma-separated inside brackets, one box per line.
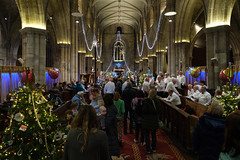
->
[159, 95, 207, 150]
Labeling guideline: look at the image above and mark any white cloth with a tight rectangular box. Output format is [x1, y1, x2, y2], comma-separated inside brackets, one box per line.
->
[164, 77, 171, 84]
[122, 81, 128, 91]
[190, 90, 200, 101]
[165, 82, 180, 96]
[104, 81, 115, 94]
[142, 81, 150, 93]
[198, 91, 212, 106]
[156, 80, 165, 92]
[164, 92, 181, 106]
[187, 89, 194, 97]
[177, 75, 185, 86]
[237, 94, 240, 99]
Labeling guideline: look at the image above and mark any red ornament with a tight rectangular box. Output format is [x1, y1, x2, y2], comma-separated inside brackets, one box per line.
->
[22, 70, 35, 84]
[48, 69, 59, 79]
[219, 69, 234, 82]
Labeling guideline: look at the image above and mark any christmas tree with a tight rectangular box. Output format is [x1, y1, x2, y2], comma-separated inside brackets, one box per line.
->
[217, 84, 240, 116]
[0, 83, 66, 159]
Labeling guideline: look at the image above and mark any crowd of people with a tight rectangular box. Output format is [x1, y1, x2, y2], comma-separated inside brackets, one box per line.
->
[1, 70, 240, 160]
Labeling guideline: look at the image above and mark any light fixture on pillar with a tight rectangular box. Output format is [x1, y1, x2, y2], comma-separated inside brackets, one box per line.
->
[164, 0, 176, 17]
[71, 12, 83, 17]
[93, 40, 98, 84]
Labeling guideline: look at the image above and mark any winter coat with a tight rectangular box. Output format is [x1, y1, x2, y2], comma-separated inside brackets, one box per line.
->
[132, 97, 144, 124]
[105, 104, 119, 156]
[64, 128, 111, 160]
[121, 87, 136, 109]
[192, 113, 225, 160]
[142, 97, 161, 130]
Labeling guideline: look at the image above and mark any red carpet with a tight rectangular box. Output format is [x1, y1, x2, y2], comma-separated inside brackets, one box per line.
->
[114, 129, 185, 160]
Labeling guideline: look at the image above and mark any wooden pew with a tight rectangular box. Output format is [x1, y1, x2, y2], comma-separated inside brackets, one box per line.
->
[159, 100, 199, 150]
[185, 98, 207, 117]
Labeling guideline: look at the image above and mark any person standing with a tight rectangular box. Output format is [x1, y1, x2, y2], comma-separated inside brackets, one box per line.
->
[64, 105, 111, 160]
[142, 89, 161, 154]
[113, 92, 125, 145]
[121, 82, 136, 134]
[103, 94, 120, 157]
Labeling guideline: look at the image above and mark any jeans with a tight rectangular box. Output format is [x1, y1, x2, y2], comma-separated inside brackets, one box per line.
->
[144, 129, 157, 152]
[124, 107, 133, 133]
[135, 123, 144, 143]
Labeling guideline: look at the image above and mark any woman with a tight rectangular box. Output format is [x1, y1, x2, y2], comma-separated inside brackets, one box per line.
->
[192, 102, 225, 160]
[132, 90, 145, 145]
[64, 105, 110, 160]
[103, 94, 120, 157]
[219, 110, 240, 160]
[113, 92, 125, 145]
[90, 88, 103, 113]
[142, 89, 161, 153]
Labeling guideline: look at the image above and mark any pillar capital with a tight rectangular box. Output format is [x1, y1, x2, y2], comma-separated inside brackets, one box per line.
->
[204, 25, 230, 34]
[20, 27, 47, 36]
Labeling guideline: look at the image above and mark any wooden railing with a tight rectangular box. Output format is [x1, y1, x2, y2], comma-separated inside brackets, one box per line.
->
[159, 99, 199, 150]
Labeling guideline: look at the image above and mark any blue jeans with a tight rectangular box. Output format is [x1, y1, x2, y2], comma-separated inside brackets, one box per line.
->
[144, 129, 157, 152]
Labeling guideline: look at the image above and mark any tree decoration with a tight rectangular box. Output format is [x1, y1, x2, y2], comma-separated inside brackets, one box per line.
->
[0, 84, 66, 159]
[190, 67, 201, 78]
[219, 67, 234, 82]
[22, 69, 35, 84]
[216, 84, 240, 116]
[48, 68, 59, 79]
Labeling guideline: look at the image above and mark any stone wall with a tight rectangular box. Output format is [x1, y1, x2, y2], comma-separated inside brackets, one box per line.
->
[102, 24, 136, 72]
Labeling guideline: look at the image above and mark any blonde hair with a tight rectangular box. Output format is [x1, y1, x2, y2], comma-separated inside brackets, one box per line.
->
[207, 102, 224, 116]
[148, 89, 157, 99]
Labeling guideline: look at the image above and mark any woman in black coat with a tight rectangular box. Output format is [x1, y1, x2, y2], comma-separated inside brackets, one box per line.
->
[142, 89, 161, 154]
[64, 105, 111, 160]
[103, 94, 120, 157]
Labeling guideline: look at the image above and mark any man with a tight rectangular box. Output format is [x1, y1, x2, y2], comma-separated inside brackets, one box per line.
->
[104, 77, 115, 95]
[71, 91, 87, 108]
[161, 89, 181, 108]
[190, 85, 200, 101]
[196, 86, 211, 106]
[121, 77, 128, 91]
[165, 78, 181, 96]
[177, 71, 185, 88]
[142, 77, 150, 96]
[121, 82, 136, 134]
[164, 73, 171, 84]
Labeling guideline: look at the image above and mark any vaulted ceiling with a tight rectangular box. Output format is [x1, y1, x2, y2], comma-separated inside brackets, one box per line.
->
[92, 0, 147, 30]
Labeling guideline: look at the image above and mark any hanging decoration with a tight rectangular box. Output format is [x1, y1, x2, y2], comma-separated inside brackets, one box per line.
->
[137, 10, 165, 57]
[190, 67, 201, 78]
[48, 68, 59, 79]
[219, 67, 234, 82]
[22, 69, 35, 84]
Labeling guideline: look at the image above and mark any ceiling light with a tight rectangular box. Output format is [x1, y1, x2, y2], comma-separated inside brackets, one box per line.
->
[164, 11, 177, 16]
[50, 16, 53, 20]
[168, 19, 172, 22]
[75, 20, 79, 24]
[4, 18, 7, 21]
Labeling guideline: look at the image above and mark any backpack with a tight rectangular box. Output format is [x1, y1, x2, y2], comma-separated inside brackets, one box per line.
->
[133, 99, 144, 124]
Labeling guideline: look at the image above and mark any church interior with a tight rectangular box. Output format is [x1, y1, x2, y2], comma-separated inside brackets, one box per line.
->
[0, 0, 240, 160]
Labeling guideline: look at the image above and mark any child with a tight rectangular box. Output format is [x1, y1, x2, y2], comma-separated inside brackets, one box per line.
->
[70, 101, 78, 116]
[65, 110, 73, 130]
[98, 106, 107, 130]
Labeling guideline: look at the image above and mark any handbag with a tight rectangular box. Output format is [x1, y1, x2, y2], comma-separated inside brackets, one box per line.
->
[151, 99, 164, 128]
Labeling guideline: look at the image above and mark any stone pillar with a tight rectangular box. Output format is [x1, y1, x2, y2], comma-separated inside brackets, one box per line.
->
[176, 42, 190, 71]
[86, 57, 93, 73]
[20, 27, 47, 84]
[148, 56, 157, 74]
[157, 52, 162, 73]
[143, 59, 148, 73]
[70, 17, 76, 81]
[205, 25, 230, 89]
[167, 17, 176, 75]
[78, 53, 86, 74]
[139, 60, 143, 72]
[67, 45, 71, 82]
[59, 44, 69, 82]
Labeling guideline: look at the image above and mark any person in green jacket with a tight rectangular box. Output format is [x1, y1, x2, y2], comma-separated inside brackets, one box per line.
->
[219, 110, 240, 160]
[113, 92, 125, 145]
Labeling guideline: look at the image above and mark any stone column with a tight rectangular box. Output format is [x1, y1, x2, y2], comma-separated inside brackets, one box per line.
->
[70, 17, 76, 81]
[205, 25, 230, 89]
[167, 16, 176, 75]
[156, 52, 162, 73]
[143, 59, 148, 73]
[176, 42, 190, 71]
[162, 52, 167, 73]
[86, 57, 93, 73]
[20, 27, 47, 84]
[148, 56, 157, 74]
[67, 45, 71, 82]
[59, 44, 70, 82]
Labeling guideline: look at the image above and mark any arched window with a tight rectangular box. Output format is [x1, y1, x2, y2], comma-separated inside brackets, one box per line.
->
[113, 41, 125, 62]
